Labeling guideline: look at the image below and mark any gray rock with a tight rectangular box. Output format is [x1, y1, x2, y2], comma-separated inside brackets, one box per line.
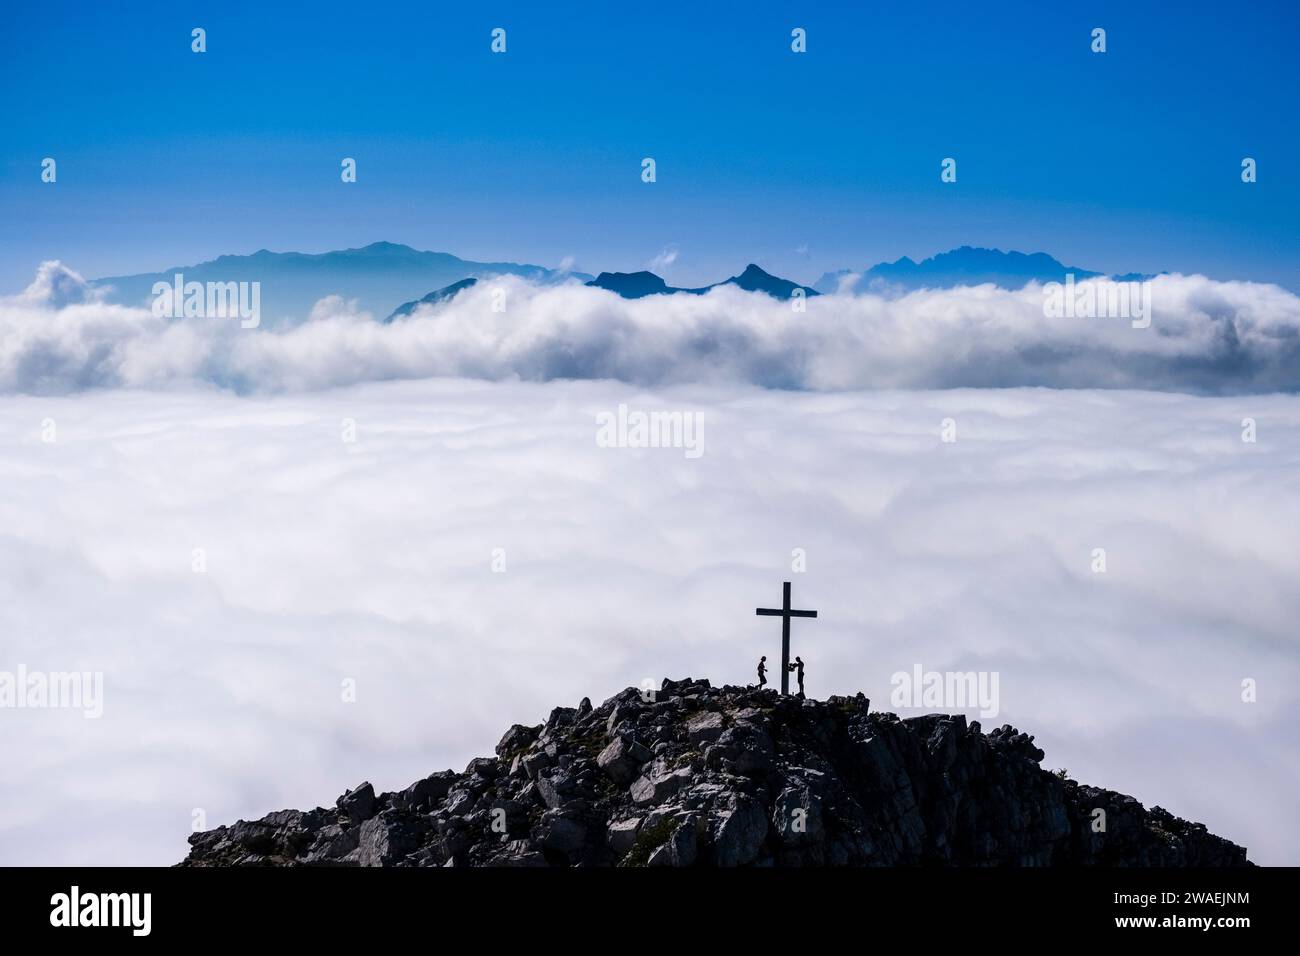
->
[545, 707, 577, 733]
[490, 839, 548, 867]
[337, 782, 377, 824]
[630, 762, 693, 807]
[773, 784, 823, 847]
[686, 711, 725, 746]
[597, 735, 652, 786]
[649, 814, 699, 867]
[227, 820, 276, 853]
[712, 793, 768, 866]
[303, 824, 359, 863]
[535, 770, 575, 810]
[495, 723, 540, 759]
[444, 789, 475, 816]
[522, 750, 552, 780]
[539, 812, 587, 856]
[465, 756, 500, 780]
[351, 813, 428, 867]
[401, 771, 456, 811]
[607, 817, 642, 856]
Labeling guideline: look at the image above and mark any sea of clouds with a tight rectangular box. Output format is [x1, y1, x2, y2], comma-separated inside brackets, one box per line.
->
[1, 262, 1298, 865]
[1, 378, 1297, 864]
[3, 260, 1300, 394]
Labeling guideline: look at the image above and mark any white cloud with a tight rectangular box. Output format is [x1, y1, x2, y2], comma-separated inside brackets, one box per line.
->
[2, 266, 1300, 395]
[0, 380, 1297, 864]
[646, 245, 679, 274]
[16, 260, 107, 309]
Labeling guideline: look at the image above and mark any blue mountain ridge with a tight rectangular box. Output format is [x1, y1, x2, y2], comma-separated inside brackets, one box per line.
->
[812, 246, 1143, 294]
[385, 264, 820, 319]
[89, 243, 1160, 325]
[92, 242, 590, 328]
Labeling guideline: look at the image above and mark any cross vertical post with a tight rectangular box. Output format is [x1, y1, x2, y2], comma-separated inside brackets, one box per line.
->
[780, 582, 791, 695]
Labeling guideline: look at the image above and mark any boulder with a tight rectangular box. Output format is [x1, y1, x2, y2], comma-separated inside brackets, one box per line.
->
[686, 711, 725, 746]
[772, 784, 823, 847]
[489, 839, 548, 867]
[465, 757, 500, 780]
[538, 811, 588, 856]
[496, 724, 540, 759]
[648, 815, 698, 867]
[401, 771, 457, 811]
[597, 735, 653, 786]
[711, 794, 768, 866]
[337, 782, 377, 824]
[607, 817, 642, 856]
[303, 824, 359, 863]
[522, 750, 552, 780]
[351, 813, 429, 867]
[629, 762, 693, 807]
[535, 770, 577, 810]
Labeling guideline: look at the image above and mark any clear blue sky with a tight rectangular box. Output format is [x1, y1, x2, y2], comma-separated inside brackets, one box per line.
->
[2, 0, 1296, 291]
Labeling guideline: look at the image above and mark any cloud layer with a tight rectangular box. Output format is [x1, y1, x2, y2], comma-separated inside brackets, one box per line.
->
[4, 263, 1300, 394]
[1, 379, 1297, 864]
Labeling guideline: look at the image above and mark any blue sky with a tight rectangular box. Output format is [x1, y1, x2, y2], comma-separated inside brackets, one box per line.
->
[1, 0, 1296, 291]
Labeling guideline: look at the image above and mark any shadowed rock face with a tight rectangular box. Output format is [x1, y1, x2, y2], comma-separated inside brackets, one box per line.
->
[585, 265, 819, 301]
[181, 679, 1250, 867]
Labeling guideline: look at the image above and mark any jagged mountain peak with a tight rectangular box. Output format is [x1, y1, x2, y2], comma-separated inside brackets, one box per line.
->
[182, 678, 1249, 868]
[583, 265, 818, 301]
[385, 277, 479, 321]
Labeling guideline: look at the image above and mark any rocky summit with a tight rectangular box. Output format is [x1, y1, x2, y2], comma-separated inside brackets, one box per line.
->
[181, 679, 1250, 867]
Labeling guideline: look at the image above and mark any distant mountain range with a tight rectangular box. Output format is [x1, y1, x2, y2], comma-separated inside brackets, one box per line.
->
[87, 243, 1157, 325]
[814, 246, 1120, 294]
[385, 264, 818, 320]
[92, 242, 589, 327]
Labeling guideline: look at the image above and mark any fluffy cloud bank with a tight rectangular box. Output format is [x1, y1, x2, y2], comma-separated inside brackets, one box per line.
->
[4, 263, 1300, 394]
[1, 379, 1297, 864]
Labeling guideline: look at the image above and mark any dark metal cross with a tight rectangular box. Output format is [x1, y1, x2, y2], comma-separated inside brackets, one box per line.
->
[755, 581, 818, 695]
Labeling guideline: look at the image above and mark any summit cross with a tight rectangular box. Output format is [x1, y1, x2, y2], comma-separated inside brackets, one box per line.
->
[755, 581, 818, 696]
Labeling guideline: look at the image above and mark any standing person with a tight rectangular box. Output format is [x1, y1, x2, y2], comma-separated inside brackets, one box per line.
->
[757, 655, 768, 689]
[788, 656, 805, 696]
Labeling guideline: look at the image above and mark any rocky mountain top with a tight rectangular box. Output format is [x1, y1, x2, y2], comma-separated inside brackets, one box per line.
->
[181, 678, 1250, 867]
[585, 263, 819, 300]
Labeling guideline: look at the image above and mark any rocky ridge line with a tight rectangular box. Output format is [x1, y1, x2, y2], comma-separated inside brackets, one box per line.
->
[181, 678, 1250, 867]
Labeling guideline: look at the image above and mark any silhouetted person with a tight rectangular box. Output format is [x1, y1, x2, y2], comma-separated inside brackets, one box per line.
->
[757, 655, 768, 689]
[788, 656, 805, 696]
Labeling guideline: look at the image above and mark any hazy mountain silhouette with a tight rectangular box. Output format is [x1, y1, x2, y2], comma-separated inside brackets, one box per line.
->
[586, 271, 680, 298]
[815, 247, 1105, 294]
[586, 264, 819, 300]
[717, 263, 820, 299]
[92, 242, 589, 327]
[386, 278, 479, 321]
[87, 243, 1160, 325]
